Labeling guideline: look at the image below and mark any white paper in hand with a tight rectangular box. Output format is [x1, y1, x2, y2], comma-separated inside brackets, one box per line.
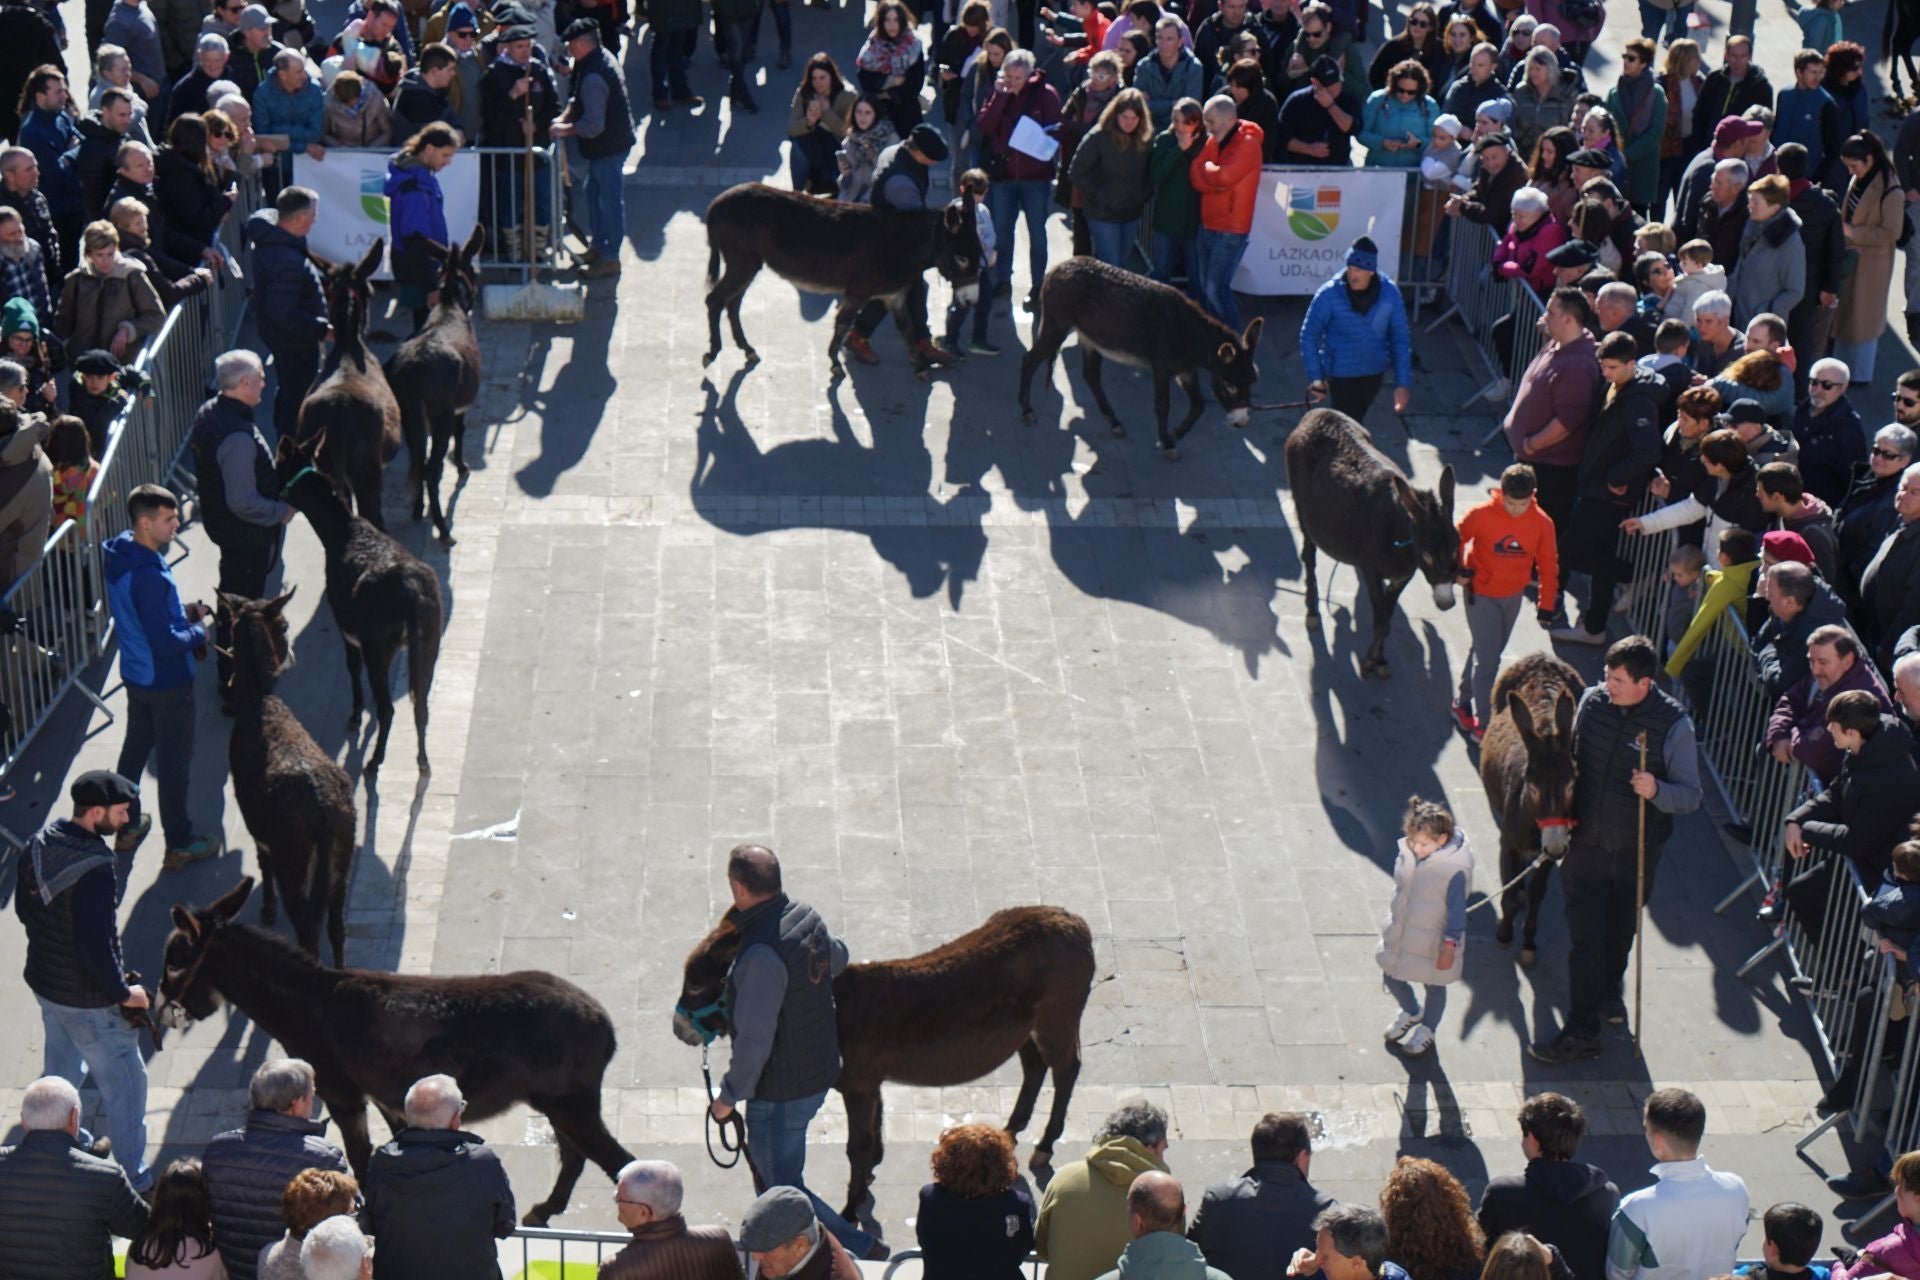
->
[1009, 115, 1060, 163]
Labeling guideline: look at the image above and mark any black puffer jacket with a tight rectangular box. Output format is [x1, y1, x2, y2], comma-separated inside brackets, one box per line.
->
[204, 1109, 351, 1280]
[153, 148, 234, 253]
[1576, 368, 1663, 502]
[1477, 1159, 1619, 1280]
[0, 1129, 150, 1280]
[362, 1128, 516, 1280]
[1786, 714, 1920, 883]
[1188, 1160, 1335, 1280]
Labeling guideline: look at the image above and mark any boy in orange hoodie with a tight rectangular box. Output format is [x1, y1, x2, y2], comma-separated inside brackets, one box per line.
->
[1453, 463, 1561, 740]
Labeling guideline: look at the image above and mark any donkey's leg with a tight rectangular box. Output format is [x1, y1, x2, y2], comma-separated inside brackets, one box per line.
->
[327, 828, 351, 968]
[1150, 366, 1174, 454]
[1363, 574, 1410, 679]
[524, 1129, 585, 1227]
[1019, 314, 1071, 424]
[842, 1088, 884, 1224]
[354, 458, 386, 532]
[1172, 370, 1207, 442]
[1080, 349, 1123, 436]
[827, 298, 860, 374]
[424, 406, 457, 546]
[1521, 860, 1554, 966]
[1005, 1039, 1048, 1137]
[704, 252, 760, 366]
[398, 401, 426, 522]
[1031, 1013, 1084, 1166]
[1302, 539, 1321, 628]
[342, 642, 367, 735]
[722, 258, 763, 362]
[322, 1088, 374, 1178]
[362, 640, 399, 778]
[452, 409, 471, 478]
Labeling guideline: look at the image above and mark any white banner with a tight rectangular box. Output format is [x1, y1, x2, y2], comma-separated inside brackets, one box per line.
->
[292, 149, 481, 279]
[1233, 166, 1407, 296]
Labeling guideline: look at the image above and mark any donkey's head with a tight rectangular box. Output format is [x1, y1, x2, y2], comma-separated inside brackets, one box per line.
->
[153, 876, 255, 1047]
[1389, 464, 1460, 610]
[671, 915, 744, 1047]
[217, 588, 295, 700]
[310, 239, 385, 339]
[1206, 316, 1264, 429]
[934, 192, 984, 309]
[1508, 688, 1578, 858]
[434, 225, 486, 313]
[274, 434, 349, 513]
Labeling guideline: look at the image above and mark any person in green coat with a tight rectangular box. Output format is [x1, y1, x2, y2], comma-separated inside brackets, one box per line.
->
[1148, 96, 1204, 289]
[1603, 35, 1668, 215]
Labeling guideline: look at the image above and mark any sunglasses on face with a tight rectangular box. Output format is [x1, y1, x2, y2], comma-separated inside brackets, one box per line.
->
[1895, 393, 1920, 407]
[1873, 447, 1910, 460]
[1393, 82, 1418, 94]
[1811, 378, 1843, 390]
[1408, 16, 1430, 25]
[1303, 24, 1326, 35]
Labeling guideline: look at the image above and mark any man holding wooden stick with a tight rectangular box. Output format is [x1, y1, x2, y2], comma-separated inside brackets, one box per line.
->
[1530, 636, 1702, 1064]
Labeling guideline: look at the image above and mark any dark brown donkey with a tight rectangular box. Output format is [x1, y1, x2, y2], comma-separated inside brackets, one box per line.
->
[673, 906, 1095, 1219]
[299, 240, 403, 529]
[218, 589, 356, 966]
[154, 877, 634, 1225]
[1479, 652, 1581, 966]
[385, 227, 485, 546]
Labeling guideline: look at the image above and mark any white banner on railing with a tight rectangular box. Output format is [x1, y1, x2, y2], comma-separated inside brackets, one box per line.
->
[292, 150, 481, 279]
[1234, 166, 1407, 297]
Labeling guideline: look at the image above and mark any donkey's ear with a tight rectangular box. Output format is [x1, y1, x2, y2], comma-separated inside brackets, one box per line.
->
[265, 586, 297, 615]
[171, 905, 201, 940]
[461, 224, 486, 263]
[212, 877, 255, 920]
[308, 251, 337, 275]
[1216, 340, 1237, 364]
[1389, 472, 1422, 520]
[1554, 689, 1575, 739]
[215, 591, 242, 617]
[1506, 692, 1534, 743]
[355, 238, 385, 281]
[943, 200, 966, 233]
[423, 238, 451, 262]
[1240, 316, 1264, 352]
[1438, 463, 1456, 515]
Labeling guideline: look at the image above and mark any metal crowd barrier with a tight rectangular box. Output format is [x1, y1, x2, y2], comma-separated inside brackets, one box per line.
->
[503, 1225, 636, 1276]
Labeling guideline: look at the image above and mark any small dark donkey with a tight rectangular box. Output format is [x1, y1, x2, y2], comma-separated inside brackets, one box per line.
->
[275, 435, 444, 781]
[299, 240, 403, 529]
[1479, 652, 1580, 966]
[385, 226, 485, 546]
[218, 588, 356, 966]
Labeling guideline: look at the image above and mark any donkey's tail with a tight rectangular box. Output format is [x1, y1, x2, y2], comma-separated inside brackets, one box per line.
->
[407, 602, 441, 712]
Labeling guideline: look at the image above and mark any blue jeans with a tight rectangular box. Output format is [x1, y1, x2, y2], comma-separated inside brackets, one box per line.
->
[1087, 216, 1140, 271]
[583, 151, 627, 257]
[1635, 0, 1691, 38]
[1194, 227, 1248, 329]
[1829, 336, 1881, 386]
[493, 154, 554, 235]
[745, 1091, 876, 1257]
[1150, 230, 1197, 287]
[38, 995, 150, 1190]
[1383, 977, 1449, 1030]
[987, 179, 1051, 298]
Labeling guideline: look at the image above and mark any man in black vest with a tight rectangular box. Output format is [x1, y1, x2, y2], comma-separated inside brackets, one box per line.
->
[550, 18, 634, 280]
[13, 769, 154, 1192]
[707, 844, 885, 1260]
[189, 349, 289, 706]
[846, 123, 958, 371]
[1530, 636, 1703, 1063]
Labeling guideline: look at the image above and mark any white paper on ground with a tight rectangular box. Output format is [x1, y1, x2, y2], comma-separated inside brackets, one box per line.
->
[1009, 114, 1059, 162]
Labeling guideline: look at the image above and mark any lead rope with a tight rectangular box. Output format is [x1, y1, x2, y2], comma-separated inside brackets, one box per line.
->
[1464, 852, 1554, 914]
[702, 1045, 753, 1175]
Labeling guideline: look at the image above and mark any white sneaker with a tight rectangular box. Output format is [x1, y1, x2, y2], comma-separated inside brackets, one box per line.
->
[1549, 625, 1608, 646]
[1400, 1024, 1436, 1055]
[1610, 579, 1643, 614]
[1384, 1010, 1419, 1042]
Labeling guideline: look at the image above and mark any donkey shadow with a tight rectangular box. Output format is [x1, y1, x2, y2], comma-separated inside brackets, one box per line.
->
[690, 367, 989, 607]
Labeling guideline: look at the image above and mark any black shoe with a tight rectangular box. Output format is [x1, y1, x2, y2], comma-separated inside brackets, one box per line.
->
[863, 1242, 892, 1262]
[1603, 997, 1627, 1025]
[1828, 1169, 1891, 1199]
[1022, 292, 1038, 313]
[1816, 1078, 1856, 1115]
[734, 94, 760, 113]
[1724, 821, 1755, 843]
[1756, 900, 1783, 926]
[1527, 1030, 1602, 1063]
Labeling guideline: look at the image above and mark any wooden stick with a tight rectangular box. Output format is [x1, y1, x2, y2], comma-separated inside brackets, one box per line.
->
[1634, 729, 1649, 1059]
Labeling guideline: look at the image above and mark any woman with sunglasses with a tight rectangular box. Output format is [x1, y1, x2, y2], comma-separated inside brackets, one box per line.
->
[1360, 59, 1436, 169]
[1368, 2, 1447, 90]
[1602, 37, 1666, 216]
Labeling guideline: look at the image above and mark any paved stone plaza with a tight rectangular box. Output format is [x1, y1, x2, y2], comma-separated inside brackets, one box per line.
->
[4, 0, 1918, 1261]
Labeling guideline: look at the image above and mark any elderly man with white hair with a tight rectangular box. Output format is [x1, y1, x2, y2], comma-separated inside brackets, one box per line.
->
[599, 1160, 742, 1280]
[1893, 649, 1920, 733]
[301, 1215, 373, 1280]
[1594, 280, 1655, 355]
[0, 1075, 151, 1276]
[173, 31, 234, 118]
[1792, 356, 1867, 507]
[362, 1074, 516, 1280]
[204, 1057, 350, 1280]
[1699, 158, 1751, 273]
[189, 348, 291, 699]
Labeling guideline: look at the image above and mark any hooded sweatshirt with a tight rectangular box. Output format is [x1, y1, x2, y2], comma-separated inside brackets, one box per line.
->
[103, 529, 205, 690]
[1478, 1159, 1620, 1280]
[1096, 1231, 1233, 1280]
[1038, 1137, 1170, 1280]
[1457, 489, 1560, 608]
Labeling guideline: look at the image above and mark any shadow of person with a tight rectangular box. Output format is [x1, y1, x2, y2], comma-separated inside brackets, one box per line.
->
[512, 296, 616, 499]
[1394, 1050, 1484, 1173]
[690, 368, 988, 606]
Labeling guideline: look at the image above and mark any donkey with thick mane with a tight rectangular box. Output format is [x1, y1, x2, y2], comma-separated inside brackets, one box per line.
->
[1018, 257, 1263, 459]
[218, 588, 356, 966]
[1285, 409, 1459, 678]
[673, 905, 1095, 1219]
[702, 182, 984, 374]
[299, 240, 403, 529]
[385, 227, 485, 547]
[275, 435, 443, 780]
[154, 878, 633, 1225]
[1479, 652, 1581, 966]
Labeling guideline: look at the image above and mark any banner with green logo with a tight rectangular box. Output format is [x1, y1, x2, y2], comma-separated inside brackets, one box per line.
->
[293, 149, 482, 280]
[1234, 167, 1407, 296]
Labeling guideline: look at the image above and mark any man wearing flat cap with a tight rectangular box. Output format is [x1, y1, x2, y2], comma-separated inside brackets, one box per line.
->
[479, 20, 559, 257]
[1446, 130, 1524, 231]
[13, 769, 154, 1192]
[738, 1187, 857, 1279]
[550, 17, 633, 279]
[846, 123, 959, 369]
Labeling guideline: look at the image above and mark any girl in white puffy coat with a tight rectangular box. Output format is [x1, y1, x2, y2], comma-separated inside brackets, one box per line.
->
[1376, 798, 1474, 1056]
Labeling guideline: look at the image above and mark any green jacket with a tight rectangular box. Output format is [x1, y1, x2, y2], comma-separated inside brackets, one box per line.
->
[1148, 130, 1201, 238]
[1665, 557, 1758, 676]
[1602, 73, 1667, 210]
[1037, 1137, 1170, 1280]
[1096, 1232, 1235, 1280]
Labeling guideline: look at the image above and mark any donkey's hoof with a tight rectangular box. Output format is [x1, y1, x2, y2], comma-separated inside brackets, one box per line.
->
[1109, 423, 1126, 438]
[522, 1207, 553, 1228]
[701, 350, 718, 368]
[1161, 446, 1179, 462]
[742, 348, 761, 367]
[455, 463, 471, 479]
[1022, 409, 1036, 425]
[1520, 946, 1538, 968]
[1496, 917, 1514, 949]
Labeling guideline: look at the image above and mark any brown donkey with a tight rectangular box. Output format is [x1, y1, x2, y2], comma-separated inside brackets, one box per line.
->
[673, 905, 1095, 1219]
[385, 226, 485, 546]
[299, 240, 403, 529]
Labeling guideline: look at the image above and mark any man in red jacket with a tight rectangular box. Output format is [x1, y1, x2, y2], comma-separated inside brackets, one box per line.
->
[1189, 93, 1263, 327]
[1453, 464, 1561, 739]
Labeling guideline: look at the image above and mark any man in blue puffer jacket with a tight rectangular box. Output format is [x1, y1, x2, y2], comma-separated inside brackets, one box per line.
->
[1299, 236, 1414, 422]
[103, 483, 221, 870]
[204, 1058, 351, 1280]
[244, 185, 329, 438]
